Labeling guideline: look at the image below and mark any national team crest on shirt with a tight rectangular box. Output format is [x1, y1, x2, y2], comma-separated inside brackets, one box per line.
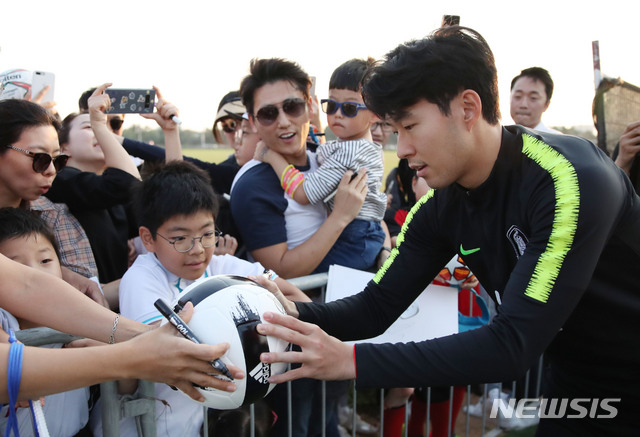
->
[507, 225, 528, 258]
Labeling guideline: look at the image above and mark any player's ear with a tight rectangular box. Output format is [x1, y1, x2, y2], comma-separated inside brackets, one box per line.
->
[139, 226, 156, 252]
[460, 89, 482, 130]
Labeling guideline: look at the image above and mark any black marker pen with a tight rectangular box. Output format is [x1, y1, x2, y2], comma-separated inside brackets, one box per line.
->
[154, 298, 234, 380]
[262, 268, 277, 280]
[323, 171, 359, 203]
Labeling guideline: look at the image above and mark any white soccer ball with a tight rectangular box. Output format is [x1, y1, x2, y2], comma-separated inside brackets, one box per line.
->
[173, 275, 290, 410]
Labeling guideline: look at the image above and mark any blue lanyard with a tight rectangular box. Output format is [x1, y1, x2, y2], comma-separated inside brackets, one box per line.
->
[5, 329, 24, 437]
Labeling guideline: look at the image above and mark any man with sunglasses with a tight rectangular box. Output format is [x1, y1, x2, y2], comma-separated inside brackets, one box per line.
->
[231, 58, 366, 279]
[230, 57, 367, 437]
[254, 27, 640, 436]
[252, 57, 389, 273]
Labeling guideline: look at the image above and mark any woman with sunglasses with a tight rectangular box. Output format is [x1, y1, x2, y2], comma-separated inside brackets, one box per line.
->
[0, 100, 68, 209]
[0, 98, 109, 306]
[44, 84, 143, 284]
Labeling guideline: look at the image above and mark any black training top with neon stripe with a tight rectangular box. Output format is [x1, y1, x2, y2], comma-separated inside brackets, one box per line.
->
[297, 125, 640, 397]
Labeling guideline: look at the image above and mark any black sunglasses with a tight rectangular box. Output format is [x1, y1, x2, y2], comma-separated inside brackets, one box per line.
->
[6, 145, 69, 173]
[255, 98, 307, 126]
[321, 99, 367, 117]
[218, 118, 238, 134]
[109, 117, 124, 132]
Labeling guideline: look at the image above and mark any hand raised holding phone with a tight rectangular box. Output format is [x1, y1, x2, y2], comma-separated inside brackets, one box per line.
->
[29, 71, 56, 109]
[87, 83, 113, 126]
[105, 88, 155, 114]
[140, 86, 181, 130]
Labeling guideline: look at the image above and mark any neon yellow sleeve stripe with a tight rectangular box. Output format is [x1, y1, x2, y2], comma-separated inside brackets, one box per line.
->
[522, 134, 580, 303]
[373, 188, 435, 284]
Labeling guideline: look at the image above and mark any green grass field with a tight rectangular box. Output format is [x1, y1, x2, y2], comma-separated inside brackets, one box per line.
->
[182, 148, 402, 184]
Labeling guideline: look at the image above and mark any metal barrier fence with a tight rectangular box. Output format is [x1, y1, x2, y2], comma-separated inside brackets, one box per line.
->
[16, 273, 541, 436]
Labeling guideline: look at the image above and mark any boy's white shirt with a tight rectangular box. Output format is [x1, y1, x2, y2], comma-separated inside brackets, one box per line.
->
[101, 252, 267, 437]
[119, 253, 266, 324]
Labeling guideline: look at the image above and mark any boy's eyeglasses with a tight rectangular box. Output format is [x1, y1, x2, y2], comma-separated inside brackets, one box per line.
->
[156, 230, 222, 253]
[254, 98, 307, 126]
[371, 121, 393, 133]
[5, 145, 69, 174]
[218, 118, 238, 133]
[321, 99, 368, 117]
[234, 128, 256, 144]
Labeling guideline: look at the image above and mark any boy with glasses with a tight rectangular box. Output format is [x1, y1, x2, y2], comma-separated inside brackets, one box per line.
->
[101, 161, 306, 437]
[253, 58, 389, 271]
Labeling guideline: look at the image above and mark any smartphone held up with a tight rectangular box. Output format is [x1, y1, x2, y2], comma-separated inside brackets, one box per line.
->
[105, 88, 156, 114]
[0, 69, 55, 103]
[30, 71, 56, 104]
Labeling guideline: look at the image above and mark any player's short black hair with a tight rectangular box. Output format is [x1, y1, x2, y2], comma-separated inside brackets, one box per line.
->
[363, 26, 500, 125]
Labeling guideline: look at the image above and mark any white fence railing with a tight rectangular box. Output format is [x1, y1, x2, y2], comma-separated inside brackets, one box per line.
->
[16, 273, 541, 436]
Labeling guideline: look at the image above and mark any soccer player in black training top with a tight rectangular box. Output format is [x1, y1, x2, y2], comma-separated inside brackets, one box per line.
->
[253, 26, 640, 436]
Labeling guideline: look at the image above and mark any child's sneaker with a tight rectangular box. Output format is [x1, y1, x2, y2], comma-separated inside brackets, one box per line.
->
[496, 398, 540, 430]
[463, 388, 509, 417]
[339, 405, 378, 435]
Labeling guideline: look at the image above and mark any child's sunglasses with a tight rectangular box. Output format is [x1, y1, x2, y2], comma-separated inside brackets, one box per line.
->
[254, 98, 307, 126]
[321, 99, 368, 117]
[5, 145, 69, 173]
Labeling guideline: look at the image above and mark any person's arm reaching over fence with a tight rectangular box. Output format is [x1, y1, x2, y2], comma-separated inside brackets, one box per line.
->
[0, 253, 243, 402]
